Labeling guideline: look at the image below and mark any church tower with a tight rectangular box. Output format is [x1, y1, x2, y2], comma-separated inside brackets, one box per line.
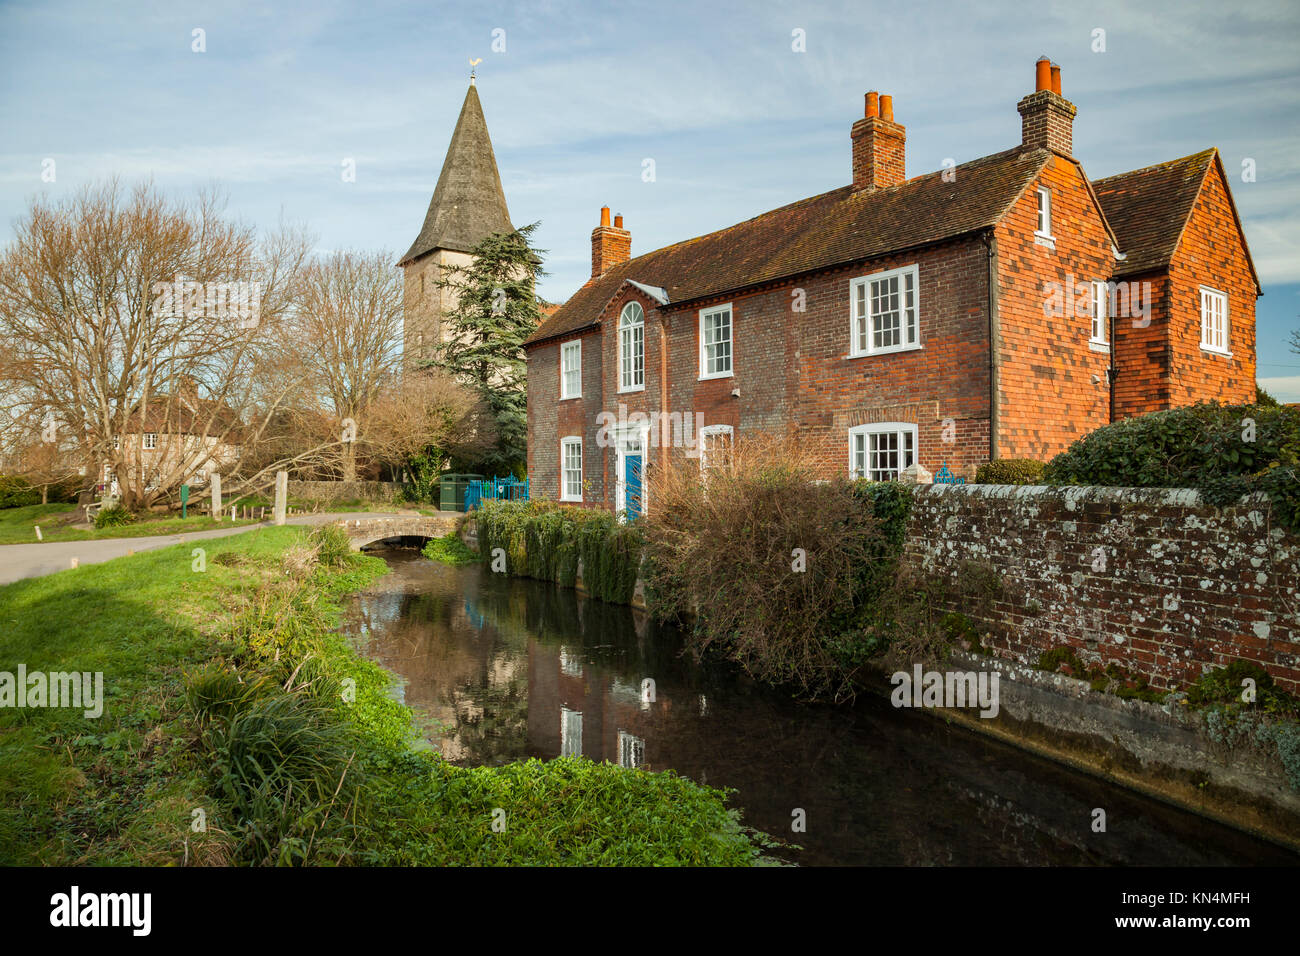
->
[400, 79, 514, 368]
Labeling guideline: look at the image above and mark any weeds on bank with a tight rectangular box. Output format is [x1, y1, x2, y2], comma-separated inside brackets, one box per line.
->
[1183, 661, 1300, 791]
[421, 532, 478, 566]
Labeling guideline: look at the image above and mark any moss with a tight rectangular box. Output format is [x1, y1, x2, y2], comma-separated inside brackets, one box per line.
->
[1187, 660, 1298, 715]
[942, 612, 991, 656]
[1038, 646, 1086, 675]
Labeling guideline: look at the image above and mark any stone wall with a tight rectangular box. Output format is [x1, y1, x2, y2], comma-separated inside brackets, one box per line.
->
[904, 484, 1300, 695]
[287, 480, 404, 503]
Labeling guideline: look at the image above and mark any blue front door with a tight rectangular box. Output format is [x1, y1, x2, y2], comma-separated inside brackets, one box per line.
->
[624, 454, 643, 520]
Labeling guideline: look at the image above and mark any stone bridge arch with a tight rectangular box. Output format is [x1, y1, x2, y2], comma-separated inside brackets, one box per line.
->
[336, 515, 459, 551]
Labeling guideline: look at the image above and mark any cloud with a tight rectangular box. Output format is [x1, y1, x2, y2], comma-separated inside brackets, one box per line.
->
[1258, 375, 1300, 403]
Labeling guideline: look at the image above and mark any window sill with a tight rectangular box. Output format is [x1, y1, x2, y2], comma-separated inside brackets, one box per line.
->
[1088, 340, 1109, 353]
[847, 344, 923, 360]
[617, 385, 646, 394]
[698, 370, 734, 382]
[1200, 346, 1233, 359]
[560, 494, 583, 504]
[560, 394, 582, 401]
[1034, 233, 1055, 250]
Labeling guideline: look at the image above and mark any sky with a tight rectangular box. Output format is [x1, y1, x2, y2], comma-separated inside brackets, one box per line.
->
[2, 0, 1298, 398]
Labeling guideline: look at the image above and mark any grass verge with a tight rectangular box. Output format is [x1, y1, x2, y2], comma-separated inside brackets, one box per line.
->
[0, 525, 772, 865]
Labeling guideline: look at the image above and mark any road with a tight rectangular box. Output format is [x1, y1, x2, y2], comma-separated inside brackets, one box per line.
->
[0, 512, 414, 586]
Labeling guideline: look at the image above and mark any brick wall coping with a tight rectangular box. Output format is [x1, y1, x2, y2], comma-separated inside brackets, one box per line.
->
[913, 484, 1273, 510]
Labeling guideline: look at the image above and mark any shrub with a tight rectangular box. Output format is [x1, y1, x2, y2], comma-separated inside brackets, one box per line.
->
[474, 500, 643, 604]
[93, 505, 137, 529]
[974, 458, 1045, 485]
[1043, 402, 1300, 533]
[860, 559, 1004, 671]
[0, 476, 41, 509]
[641, 433, 891, 700]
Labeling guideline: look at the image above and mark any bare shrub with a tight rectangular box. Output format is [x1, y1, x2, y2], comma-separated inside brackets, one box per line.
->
[642, 430, 882, 700]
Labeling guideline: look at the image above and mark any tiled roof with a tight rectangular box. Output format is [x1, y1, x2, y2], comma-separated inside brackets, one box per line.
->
[526, 146, 1052, 346]
[1092, 150, 1215, 278]
[400, 83, 514, 265]
[123, 395, 246, 442]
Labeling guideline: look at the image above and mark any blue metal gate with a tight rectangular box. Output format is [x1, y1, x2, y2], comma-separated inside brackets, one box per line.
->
[465, 476, 530, 511]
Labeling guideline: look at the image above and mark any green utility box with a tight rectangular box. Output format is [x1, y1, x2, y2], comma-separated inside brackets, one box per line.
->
[438, 473, 485, 512]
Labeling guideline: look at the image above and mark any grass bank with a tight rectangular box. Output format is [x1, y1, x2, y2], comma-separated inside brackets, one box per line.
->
[0, 526, 771, 865]
[0, 503, 260, 545]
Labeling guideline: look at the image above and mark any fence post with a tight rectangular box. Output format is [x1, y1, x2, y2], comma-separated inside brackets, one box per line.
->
[274, 470, 288, 525]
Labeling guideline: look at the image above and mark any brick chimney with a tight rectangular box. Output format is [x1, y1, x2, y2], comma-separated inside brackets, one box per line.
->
[591, 206, 630, 279]
[1017, 57, 1076, 154]
[851, 91, 906, 190]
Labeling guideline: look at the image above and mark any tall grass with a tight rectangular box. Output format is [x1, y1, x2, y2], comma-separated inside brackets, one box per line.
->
[474, 500, 643, 604]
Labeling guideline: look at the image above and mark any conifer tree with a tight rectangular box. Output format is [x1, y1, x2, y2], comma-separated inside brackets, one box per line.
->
[430, 223, 544, 475]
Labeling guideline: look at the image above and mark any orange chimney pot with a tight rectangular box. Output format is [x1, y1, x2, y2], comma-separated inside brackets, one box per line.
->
[600, 206, 610, 227]
[880, 94, 893, 122]
[865, 91, 879, 118]
[1050, 64, 1062, 95]
[1035, 56, 1051, 92]
[614, 214, 623, 228]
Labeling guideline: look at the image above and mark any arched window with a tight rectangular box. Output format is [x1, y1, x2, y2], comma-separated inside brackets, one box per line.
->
[619, 302, 645, 392]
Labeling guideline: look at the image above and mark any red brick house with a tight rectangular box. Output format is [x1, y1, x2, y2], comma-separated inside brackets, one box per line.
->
[523, 59, 1260, 516]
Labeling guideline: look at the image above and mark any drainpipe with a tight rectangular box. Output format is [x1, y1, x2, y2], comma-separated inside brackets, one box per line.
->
[984, 230, 1000, 462]
[1107, 306, 1117, 424]
[659, 311, 669, 460]
[1107, 246, 1126, 425]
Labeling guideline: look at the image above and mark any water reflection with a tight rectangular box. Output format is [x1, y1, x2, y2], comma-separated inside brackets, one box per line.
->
[341, 551, 1300, 867]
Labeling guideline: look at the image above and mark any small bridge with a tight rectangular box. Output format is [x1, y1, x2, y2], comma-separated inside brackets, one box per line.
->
[335, 514, 460, 551]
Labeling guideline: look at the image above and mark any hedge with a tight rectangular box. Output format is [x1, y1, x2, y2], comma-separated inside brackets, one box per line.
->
[974, 458, 1045, 485]
[0, 476, 40, 509]
[473, 500, 644, 605]
[1043, 402, 1300, 533]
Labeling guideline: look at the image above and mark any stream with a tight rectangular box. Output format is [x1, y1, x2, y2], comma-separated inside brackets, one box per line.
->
[339, 550, 1299, 866]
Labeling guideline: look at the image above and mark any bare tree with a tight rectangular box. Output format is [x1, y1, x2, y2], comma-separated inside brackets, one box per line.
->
[363, 370, 496, 477]
[0, 179, 319, 510]
[280, 249, 404, 481]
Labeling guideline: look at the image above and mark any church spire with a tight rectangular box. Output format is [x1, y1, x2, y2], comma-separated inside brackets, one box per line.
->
[399, 81, 513, 265]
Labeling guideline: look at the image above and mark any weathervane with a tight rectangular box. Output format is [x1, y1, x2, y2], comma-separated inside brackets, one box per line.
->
[469, 57, 482, 83]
